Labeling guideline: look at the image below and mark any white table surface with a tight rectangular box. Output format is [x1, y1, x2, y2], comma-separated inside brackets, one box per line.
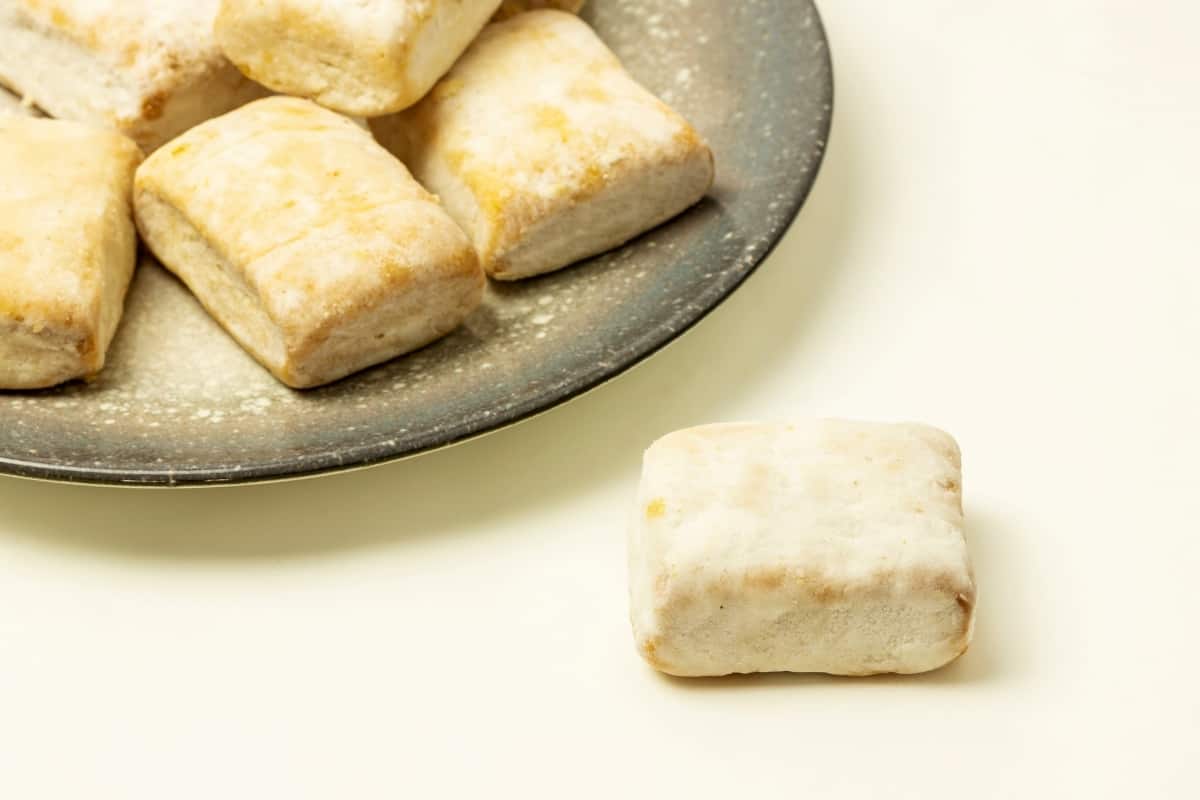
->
[2, 1, 1198, 796]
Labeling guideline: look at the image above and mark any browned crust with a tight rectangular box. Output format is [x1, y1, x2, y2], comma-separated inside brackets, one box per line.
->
[140, 90, 168, 121]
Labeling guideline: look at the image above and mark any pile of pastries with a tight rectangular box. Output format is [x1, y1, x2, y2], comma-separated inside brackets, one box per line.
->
[0, 0, 713, 389]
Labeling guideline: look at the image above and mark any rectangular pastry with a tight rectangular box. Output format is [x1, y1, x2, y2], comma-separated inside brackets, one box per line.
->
[134, 97, 485, 389]
[0, 0, 267, 151]
[214, 0, 503, 117]
[0, 118, 142, 389]
[371, 10, 714, 280]
[493, 0, 585, 21]
[629, 421, 977, 677]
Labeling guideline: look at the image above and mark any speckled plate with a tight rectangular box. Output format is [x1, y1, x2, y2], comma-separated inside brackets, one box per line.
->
[0, 0, 833, 486]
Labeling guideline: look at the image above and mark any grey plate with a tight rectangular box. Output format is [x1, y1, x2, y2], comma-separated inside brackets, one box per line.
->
[0, 0, 833, 486]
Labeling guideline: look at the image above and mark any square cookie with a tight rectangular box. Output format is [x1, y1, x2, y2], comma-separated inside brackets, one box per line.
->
[372, 10, 714, 280]
[134, 97, 485, 389]
[215, 0, 503, 117]
[0, 118, 142, 388]
[629, 421, 976, 677]
[0, 1, 267, 151]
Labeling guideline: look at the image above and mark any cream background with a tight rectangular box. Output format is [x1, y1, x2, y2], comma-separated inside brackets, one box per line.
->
[1, 0, 1197, 796]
